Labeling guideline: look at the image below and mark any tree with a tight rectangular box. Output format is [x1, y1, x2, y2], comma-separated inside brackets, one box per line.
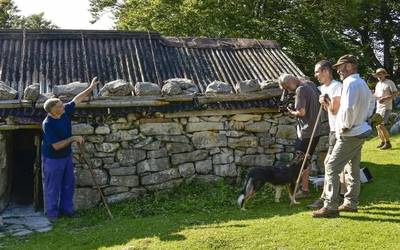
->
[0, 0, 57, 29]
[0, 0, 20, 28]
[89, 0, 400, 80]
[15, 12, 58, 29]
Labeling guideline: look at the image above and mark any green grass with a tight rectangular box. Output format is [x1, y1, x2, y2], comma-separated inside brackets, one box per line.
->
[2, 136, 400, 250]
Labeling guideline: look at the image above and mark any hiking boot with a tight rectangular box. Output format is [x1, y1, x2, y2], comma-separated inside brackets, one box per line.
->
[295, 189, 310, 199]
[376, 141, 385, 148]
[338, 204, 358, 213]
[307, 198, 324, 210]
[312, 207, 339, 218]
[380, 141, 392, 150]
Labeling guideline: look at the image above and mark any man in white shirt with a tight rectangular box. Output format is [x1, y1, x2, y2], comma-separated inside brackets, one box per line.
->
[373, 68, 398, 150]
[308, 60, 342, 209]
[313, 55, 372, 218]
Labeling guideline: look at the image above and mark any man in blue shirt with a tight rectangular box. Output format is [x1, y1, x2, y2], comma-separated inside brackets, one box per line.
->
[42, 77, 98, 220]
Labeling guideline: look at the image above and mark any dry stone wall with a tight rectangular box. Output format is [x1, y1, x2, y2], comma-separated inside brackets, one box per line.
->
[70, 111, 329, 209]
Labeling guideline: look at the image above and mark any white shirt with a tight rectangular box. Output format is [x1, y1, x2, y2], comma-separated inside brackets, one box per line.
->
[335, 74, 371, 138]
[320, 80, 342, 132]
[375, 79, 398, 110]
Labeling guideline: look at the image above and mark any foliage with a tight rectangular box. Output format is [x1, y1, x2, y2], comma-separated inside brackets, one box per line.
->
[0, 0, 19, 28]
[0, 0, 57, 29]
[89, 0, 400, 80]
[14, 12, 58, 29]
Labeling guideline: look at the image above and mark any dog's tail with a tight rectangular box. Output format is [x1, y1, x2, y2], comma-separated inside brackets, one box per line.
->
[237, 176, 254, 209]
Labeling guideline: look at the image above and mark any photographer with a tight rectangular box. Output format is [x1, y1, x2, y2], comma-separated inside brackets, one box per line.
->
[278, 73, 321, 199]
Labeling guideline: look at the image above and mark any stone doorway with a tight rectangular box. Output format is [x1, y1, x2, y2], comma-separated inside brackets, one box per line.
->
[0, 128, 52, 237]
[0, 129, 43, 212]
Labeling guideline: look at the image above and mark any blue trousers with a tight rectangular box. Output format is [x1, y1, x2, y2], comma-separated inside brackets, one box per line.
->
[43, 155, 75, 218]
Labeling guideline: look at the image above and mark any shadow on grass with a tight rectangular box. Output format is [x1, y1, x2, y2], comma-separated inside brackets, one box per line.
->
[334, 161, 400, 224]
[3, 161, 400, 249]
[2, 180, 310, 250]
[340, 214, 400, 223]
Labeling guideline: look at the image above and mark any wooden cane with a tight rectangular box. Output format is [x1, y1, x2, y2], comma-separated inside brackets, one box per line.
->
[78, 143, 114, 219]
[290, 104, 324, 206]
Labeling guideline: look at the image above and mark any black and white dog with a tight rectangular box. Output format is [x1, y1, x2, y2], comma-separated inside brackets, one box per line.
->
[237, 152, 306, 210]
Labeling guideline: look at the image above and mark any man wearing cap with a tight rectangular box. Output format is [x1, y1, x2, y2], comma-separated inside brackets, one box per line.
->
[373, 68, 398, 150]
[313, 55, 372, 218]
[42, 77, 99, 221]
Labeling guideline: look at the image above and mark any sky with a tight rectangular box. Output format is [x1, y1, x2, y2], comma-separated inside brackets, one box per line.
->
[14, 0, 115, 30]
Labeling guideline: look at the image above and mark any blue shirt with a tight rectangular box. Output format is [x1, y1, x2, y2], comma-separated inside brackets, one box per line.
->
[42, 101, 76, 159]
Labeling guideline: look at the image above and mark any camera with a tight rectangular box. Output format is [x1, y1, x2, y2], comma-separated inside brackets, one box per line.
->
[278, 89, 295, 113]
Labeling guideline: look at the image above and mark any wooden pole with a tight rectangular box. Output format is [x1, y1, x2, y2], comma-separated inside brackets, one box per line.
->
[290, 104, 324, 206]
[78, 144, 114, 219]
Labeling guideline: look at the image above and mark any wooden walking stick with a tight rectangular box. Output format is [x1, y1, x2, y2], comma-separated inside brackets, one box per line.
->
[290, 103, 324, 206]
[78, 143, 114, 219]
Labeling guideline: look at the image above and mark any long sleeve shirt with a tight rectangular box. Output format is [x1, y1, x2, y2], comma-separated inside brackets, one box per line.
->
[335, 74, 371, 138]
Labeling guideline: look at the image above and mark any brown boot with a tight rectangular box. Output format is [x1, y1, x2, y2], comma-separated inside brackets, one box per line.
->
[338, 204, 358, 213]
[312, 207, 339, 218]
[380, 141, 392, 150]
[376, 141, 385, 148]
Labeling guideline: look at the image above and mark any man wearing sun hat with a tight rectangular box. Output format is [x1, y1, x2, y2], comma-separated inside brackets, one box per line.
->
[373, 68, 398, 150]
[313, 55, 372, 218]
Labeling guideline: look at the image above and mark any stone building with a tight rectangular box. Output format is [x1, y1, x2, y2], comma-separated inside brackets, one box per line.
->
[0, 30, 328, 212]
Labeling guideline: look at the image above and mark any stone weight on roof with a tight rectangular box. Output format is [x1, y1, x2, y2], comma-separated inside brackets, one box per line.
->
[53, 81, 89, 98]
[0, 82, 17, 100]
[23, 83, 40, 102]
[235, 79, 261, 93]
[205, 81, 233, 94]
[99, 79, 134, 97]
[134, 82, 161, 96]
[162, 78, 199, 96]
[260, 80, 279, 90]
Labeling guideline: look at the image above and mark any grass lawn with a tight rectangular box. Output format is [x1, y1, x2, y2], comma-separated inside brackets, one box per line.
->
[1, 136, 400, 250]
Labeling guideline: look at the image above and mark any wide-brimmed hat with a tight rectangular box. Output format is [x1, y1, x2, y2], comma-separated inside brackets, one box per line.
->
[333, 54, 358, 69]
[373, 68, 390, 77]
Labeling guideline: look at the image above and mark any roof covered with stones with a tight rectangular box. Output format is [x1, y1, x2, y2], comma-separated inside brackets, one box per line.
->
[0, 29, 303, 96]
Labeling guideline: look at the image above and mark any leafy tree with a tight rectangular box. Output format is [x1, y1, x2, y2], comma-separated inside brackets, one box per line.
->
[15, 12, 58, 29]
[0, 0, 20, 28]
[89, 0, 400, 80]
[0, 0, 57, 29]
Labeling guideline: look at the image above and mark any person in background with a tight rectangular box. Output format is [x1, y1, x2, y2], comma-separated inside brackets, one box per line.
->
[373, 68, 398, 150]
[278, 73, 321, 199]
[42, 77, 99, 221]
[307, 60, 342, 209]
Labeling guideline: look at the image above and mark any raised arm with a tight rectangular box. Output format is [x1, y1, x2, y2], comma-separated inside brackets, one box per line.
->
[72, 77, 99, 105]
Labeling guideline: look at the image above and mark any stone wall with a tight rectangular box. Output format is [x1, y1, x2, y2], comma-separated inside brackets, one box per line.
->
[70, 110, 329, 209]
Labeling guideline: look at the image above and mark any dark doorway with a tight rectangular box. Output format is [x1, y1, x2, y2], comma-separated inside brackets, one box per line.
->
[9, 130, 43, 210]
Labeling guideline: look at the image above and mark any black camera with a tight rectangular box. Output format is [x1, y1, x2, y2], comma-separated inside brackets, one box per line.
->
[278, 89, 295, 113]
